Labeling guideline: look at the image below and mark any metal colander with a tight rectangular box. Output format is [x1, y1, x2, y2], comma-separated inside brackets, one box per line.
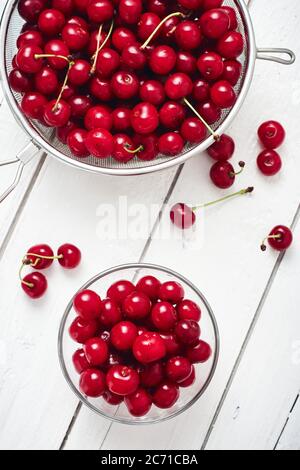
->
[0, 0, 295, 202]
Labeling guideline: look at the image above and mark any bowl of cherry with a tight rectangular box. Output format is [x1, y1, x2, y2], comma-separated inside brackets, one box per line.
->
[58, 263, 219, 424]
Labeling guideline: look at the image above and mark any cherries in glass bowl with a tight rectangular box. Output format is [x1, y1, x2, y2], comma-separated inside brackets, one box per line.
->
[58, 263, 219, 424]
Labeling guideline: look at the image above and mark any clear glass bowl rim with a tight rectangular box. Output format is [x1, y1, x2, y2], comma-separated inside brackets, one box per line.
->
[58, 263, 220, 425]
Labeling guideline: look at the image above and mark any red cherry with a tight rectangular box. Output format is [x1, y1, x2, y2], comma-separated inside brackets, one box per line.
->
[257, 149, 282, 176]
[67, 128, 89, 158]
[57, 243, 81, 269]
[16, 45, 43, 74]
[107, 279, 135, 305]
[69, 59, 91, 86]
[261, 225, 293, 252]
[88, 28, 110, 55]
[149, 45, 177, 75]
[133, 133, 159, 161]
[87, 0, 114, 23]
[73, 0, 90, 12]
[131, 102, 159, 134]
[96, 48, 120, 77]
[217, 31, 244, 59]
[140, 362, 164, 387]
[197, 52, 224, 81]
[52, 0, 73, 15]
[186, 339, 212, 363]
[221, 6, 238, 30]
[106, 365, 139, 396]
[22, 272, 47, 299]
[125, 388, 152, 416]
[140, 80, 165, 106]
[210, 160, 244, 189]
[17, 30, 44, 48]
[178, 0, 202, 9]
[103, 390, 124, 405]
[165, 73, 193, 100]
[133, 332, 166, 364]
[111, 71, 139, 100]
[34, 66, 58, 95]
[176, 51, 197, 74]
[207, 134, 235, 161]
[110, 321, 138, 351]
[69, 95, 92, 119]
[148, 0, 168, 16]
[166, 356, 192, 383]
[161, 15, 180, 40]
[62, 23, 89, 51]
[151, 301, 177, 331]
[179, 365, 196, 387]
[66, 15, 89, 30]
[73, 289, 101, 321]
[57, 120, 77, 144]
[84, 337, 109, 366]
[210, 80, 236, 108]
[119, 0, 142, 25]
[9, 69, 32, 93]
[99, 299, 122, 328]
[38, 9, 65, 36]
[159, 101, 186, 130]
[159, 333, 182, 357]
[221, 59, 242, 85]
[152, 381, 179, 409]
[203, 0, 223, 8]
[25, 243, 54, 269]
[43, 100, 71, 127]
[72, 348, 90, 374]
[170, 203, 195, 230]
[79, 369, 106, 397]
[138, 12, 161, 41]
[21, 92, 47, 120]
[159, 281, 184, 304]
[112, 107, 131, 132]
[69, 316, 98, 343]
[123, 292, 152, 320]
[158, 133, 184, 156]
[175, 319, 201, 345]
[200, 8, 230, 39]
[18, 0, 46, 23]
[84, 106, 112, 132]
[258, 121, 285, 149]
[175, 21, 202, 50]
[181, 118, 207, 144]
[44, 39, 70, 70]
[122, 43, 147, 70]
[112, 27, 136, 51]
[85, 128, 114, 159]
[177, 299, 201, 322]
[112, 134, 135, 163]
[90, 76, 113, 102]
[136, 276, 161, 301]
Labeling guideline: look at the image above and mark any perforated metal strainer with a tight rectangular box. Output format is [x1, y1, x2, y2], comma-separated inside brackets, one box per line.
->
[0, 0, 295, 202]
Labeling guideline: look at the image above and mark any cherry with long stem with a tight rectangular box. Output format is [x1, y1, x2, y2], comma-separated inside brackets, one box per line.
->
[140, 12, 185, 50]
[91, 20, 114, 75]
[53, 60, 74, 111]
[183, 97, 220, 141]
[193, 186, 253, 211]
[19, 252, 63, 287]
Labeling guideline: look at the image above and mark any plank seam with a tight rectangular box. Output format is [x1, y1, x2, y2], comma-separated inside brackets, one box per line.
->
[274, 393, 300, 450]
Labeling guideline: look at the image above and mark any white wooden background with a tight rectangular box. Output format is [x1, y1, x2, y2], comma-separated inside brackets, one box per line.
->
[0, 0, 299, 451]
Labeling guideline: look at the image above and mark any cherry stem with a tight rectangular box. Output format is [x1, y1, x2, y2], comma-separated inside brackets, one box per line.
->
[192, 186, 254, 211]
[52, 60, 74, 111]
[35, 53, 70, 64]
[91, 20, 114, 74]
[124, 144, 144, 154]
[260, 234, 282, 252]
[230, 161, 245, 177]
[140, 12, 185, 50]
[183, 98, 220, 141]
[19, 253, 63, 287]
[19, 263, 33, 288]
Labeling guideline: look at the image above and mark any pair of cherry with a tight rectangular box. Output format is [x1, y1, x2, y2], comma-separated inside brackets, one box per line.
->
[257, 121, 285, 176]
[21, 243, 81, 299]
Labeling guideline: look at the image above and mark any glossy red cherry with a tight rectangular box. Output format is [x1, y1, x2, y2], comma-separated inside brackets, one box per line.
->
[175, 319, 200, 345]
[217, 31, 244, 59]
[148, 0, 168, 16]
[136, 276, 161, 301]
[149, 45, 177, 75]
[107, 280, 135, 305]
[68, 95, 92, 119]
[84, 106, 112, 132]
[161, 15, 180, 40]
[170, 203, 195, 230]
[17, 29, 44, 48]
[44, 39, 70, 70]
[62, 23, 89, 51]
[159, 333, 182, 357]
[165, 73, 193, 100]
[18, 0, 46, 23]
[52, 0, 73, 15]
[175, 21, 202, 50]
[261, 225, 293, 252]
[25, 243, 54, 269]
[67, 128, 89, 158]
[200, 8, 230, 39]
[197, 100, 221, 124]
[222, 59, 242, 85]
[123, 292, 152, 320]
[21, 92, 47, 120]
[257, 149, 282, 176]
[111, 71, 139, 100]
[9, 69, 32, 93]
[112, 134, 135, 163]
[73, 289, 101, 321]
[176, 51, 197, 74]
[112, 107, 131, 132]
[22, 272, 48, 299]
[138, 12, 160, 41]
[133, 133, 159, 161]
[87, 0, 114, 23]
[112, 27, 136, 51]
[57, 120, 77, 144]
[159, 281, 184, 304]
[69, 316, 98, 343]
[186, 339, 212, 363]
[159, 101, 186, 130]
[152, 381, 179, 408]
[179, 365, 196, 387]
[177, 299, 201, 322]
[158, 132, 184, 156]
[181, 118, 207, 144]
[131, 102, 159, 134]
[207, 134, 235, 161]
[84, 337, 109, 366]
[197, 52, 224, 81]
[151, 301, 177, 331]
[210, 80, 236, 108]
[140, 80, 165, 106]
[85, 128, 114, 159]
[38, 9, 65, 36]
[106, 365, 139, 396]
[34, 66, 58, 95]
[57, 243, 81, 269]
[110, 321, 138, 350]
[43, 100, 71, 127]
[16, 45, 43, 74]
[119, 0, 142, 25]
[99, 299, 122, 328]
[72, 348, 90, 374]
[140, 362, 164, 387]
[103, 390, 124, 405]
[96, 48, 120, 77]
[79, 368, 106, 397]
[258, 121, 285, 149]
[125, 388, 152, 416]
[133, 332, 166, 364]
[69, 59, 91, 86]
[166, 356, 192, 383]
[90, 76, 113, 102]
[121, 43, 146, 70]
[210, 160, 244, 188]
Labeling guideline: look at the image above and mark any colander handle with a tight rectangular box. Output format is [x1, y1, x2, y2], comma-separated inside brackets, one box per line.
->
[256, 48, 296, 65]
[0, 142, 40, 204]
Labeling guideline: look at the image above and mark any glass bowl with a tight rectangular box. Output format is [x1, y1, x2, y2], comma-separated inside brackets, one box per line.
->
[58, 263, 220, 425]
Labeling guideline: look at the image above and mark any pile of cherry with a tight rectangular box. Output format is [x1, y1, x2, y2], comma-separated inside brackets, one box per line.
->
[11, 0, 244, 162]
[70, 277, 212, 417]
